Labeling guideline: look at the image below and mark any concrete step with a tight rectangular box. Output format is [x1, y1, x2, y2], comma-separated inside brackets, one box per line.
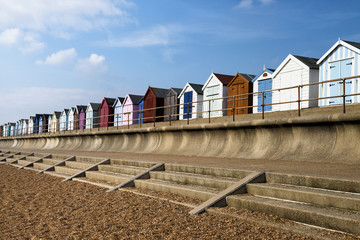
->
[65, 161, 94, 170]
[33, 162, 53, 170]
[226, 194, 360, 235]
[44, 171, 71, 179]
[134, 179, 218, 201]
[33, 153, 50, 158]
[247, 183, 360, 212]
[42, 158, 64, 165]
[17, 159, 33, 166]
[110, 159, 156, 168]
[23, 156, 41, 161]
[85, 171, 132, 185]
[165, 163, 253, 179]
[73, 177, 113, 189]
[149, 171, 239, 190]
[51, 154, 72, 160]
[54, 166, 82, 176]
[98, 164, 146, 176]
[266, 172, 360, 193]
[75, 156, 105, 164]
[6, 158, 16, 163]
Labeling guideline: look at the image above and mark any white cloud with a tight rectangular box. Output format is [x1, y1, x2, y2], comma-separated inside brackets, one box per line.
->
[107, 25, 171, 47]
[75, 53, 108, 76]
[0, 87, 103, 124]
[235, 0, 254, 9]
[0, 28, 22, 45]
[0, 0, 134, 36]
[36, 48, 77, 65]
[235, 0, 274, 9]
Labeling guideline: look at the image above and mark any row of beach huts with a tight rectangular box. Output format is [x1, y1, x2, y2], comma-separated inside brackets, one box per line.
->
[1, 39, 360, 137]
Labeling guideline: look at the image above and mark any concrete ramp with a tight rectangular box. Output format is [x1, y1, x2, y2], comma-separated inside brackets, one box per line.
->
[1, 113, 360, 164]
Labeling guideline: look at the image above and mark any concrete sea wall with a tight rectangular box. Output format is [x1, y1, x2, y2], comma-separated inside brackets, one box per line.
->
[1, 113, 360, 164]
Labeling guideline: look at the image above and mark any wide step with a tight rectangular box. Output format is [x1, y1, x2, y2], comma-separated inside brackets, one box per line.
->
[247, 183, 360, 211]
[54, 166, 82, 176]
[150, 171, 239, 190]
[226, 194, 360, 235]
[98, 164, 146, 176]
[134, 179, 218, 201]
[33, 162, 53, 170]
[85, 171, 132, 185]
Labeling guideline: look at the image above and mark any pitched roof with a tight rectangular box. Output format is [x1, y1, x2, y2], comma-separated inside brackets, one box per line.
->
[103, 97, 116, 106]
[89, 103, 101, 111]
[293, 55, 319, 69]
[213, 73, 236, 85]
[151, 87, 169, 98]
[188, 83, 204, 94]
[128, 94, 144, 104]
[75, 105, 87, 113]
[53, 111, 61, 118]
[317, 39, 360, 64]
[62, 109, 69, 115]
[343, 40, 360, 50]
[238, 73, 256, 81]
[169, 88, 183, 94]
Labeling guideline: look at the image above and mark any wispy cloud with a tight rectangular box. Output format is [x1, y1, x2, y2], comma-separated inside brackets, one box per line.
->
[75, 53, 108, 76]
[107, 25, 170, 47]
[0, 0, 134, 36]
[235, 0, 274, 9]
[105, 25, 185, 48]
[0, 87, 103, 123]
[36, 48, 77, 65]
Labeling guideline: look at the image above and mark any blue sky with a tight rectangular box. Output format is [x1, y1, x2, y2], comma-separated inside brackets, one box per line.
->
[1, 0, 360, 124]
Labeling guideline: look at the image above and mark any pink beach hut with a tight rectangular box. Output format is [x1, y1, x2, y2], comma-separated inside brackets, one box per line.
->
[79, 107, 86, 130]
[122, 94, 144, 125]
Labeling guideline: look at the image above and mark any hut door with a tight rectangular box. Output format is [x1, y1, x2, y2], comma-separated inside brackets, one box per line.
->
[329, 61, 340, 105]
[340, 59, 353, 104]
[184, 91, 193, 119]
[257, 79, 272, 112]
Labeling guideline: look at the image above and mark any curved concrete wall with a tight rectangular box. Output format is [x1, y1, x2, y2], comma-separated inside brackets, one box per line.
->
[1, 113, 360, 164]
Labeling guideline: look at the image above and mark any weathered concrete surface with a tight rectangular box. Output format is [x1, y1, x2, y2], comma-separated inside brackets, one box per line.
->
[2, 113, 360, 164]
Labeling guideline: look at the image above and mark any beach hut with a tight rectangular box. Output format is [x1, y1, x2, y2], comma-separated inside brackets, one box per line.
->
[113, 97, 125, 126]
[143, 87, 169, 123]
[39, 114, 51, 133]
[202, 73, 235, 118]
[20, 119, 29, 135]
[28, 117, 35, 134]
[85, 103, 101, 129]
[252, 68, 275, 113]
[48, 115, 53, 133]
[272, 54, 319, 111]
[178, 83, 204, 120]
[60, 109, 69, 131]
[79, 108, 86, 130]
[164, 88, 182, 121]
[15, 121, 20, 135]
[317, 39, 360, 106]
[73, 105, 87, 130]
[9, 123, 15, 136]
[226, 73, 255, 115]
[138, 97, 144, 124]
[0, 125, 3, 137]
[68, 107, 76, 130]
[51, 112, 61, 133]
[34, 114, 42, 134]
[99, 98, 116, 128]
[122, 94, 143, 125]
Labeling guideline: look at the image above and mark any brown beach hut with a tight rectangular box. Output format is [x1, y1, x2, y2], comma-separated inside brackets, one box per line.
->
[227, 73, 255, 115]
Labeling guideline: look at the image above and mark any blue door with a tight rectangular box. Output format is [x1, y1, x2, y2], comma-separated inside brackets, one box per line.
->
[34, 118, 39, 133]
[184, 91, 193, 119]
[329, 61, 340, 105]
[257, 79, 272, 112]
[341, 59, 352, 104]
[138, 99, 144, 124]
